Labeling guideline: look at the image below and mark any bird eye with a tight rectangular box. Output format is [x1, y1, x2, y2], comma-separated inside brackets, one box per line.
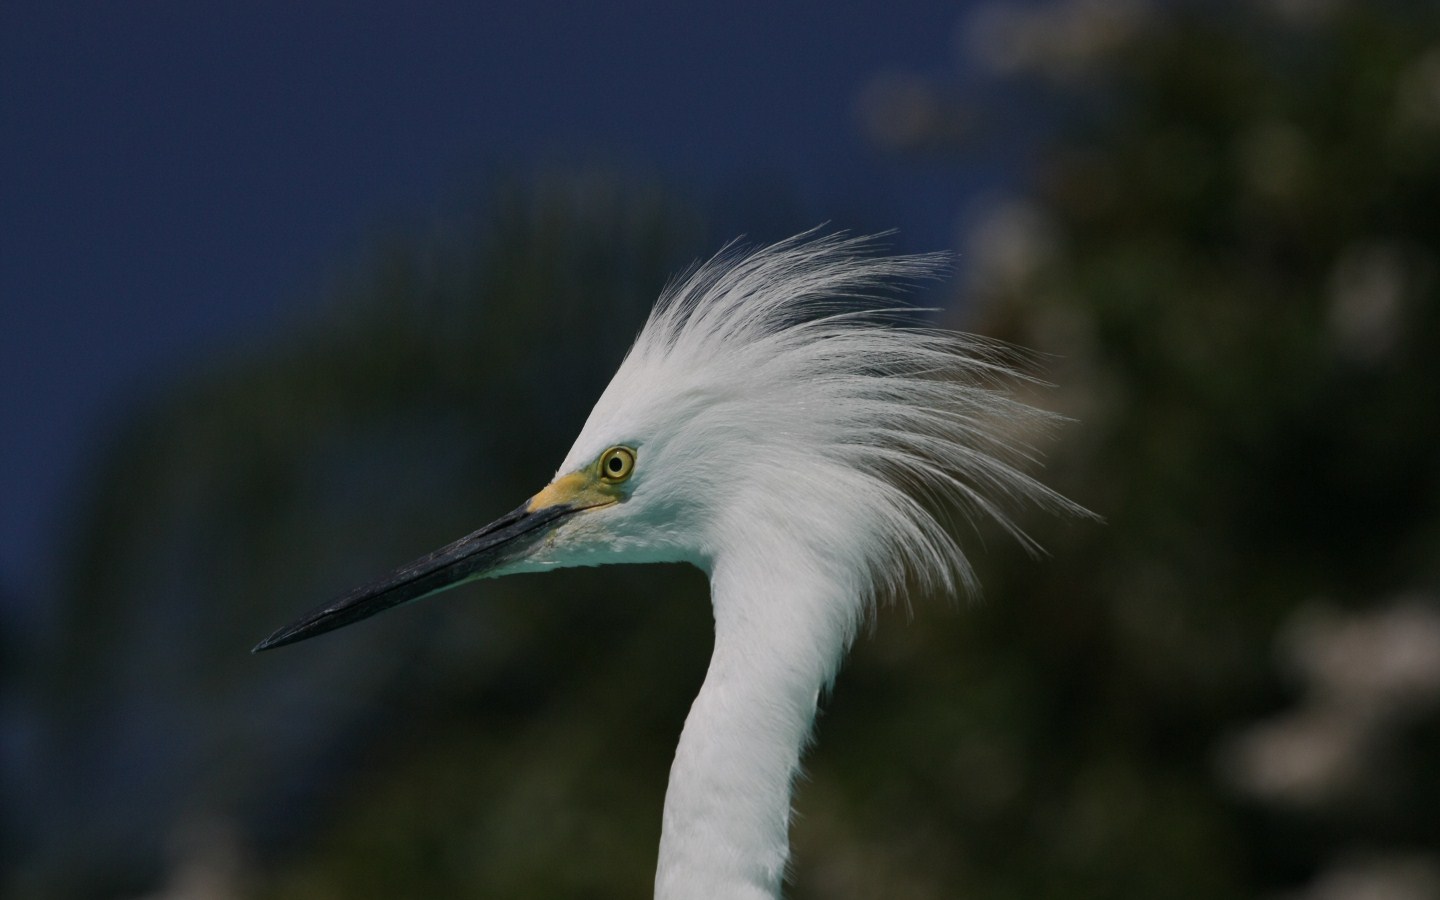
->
[598, 446, 636, 483]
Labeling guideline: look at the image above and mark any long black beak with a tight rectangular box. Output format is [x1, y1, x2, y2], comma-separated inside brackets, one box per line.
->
[253, 502, 576, 652]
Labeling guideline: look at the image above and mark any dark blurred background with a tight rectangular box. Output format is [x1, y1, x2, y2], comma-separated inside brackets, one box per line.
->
[4, 1, 1440, 898]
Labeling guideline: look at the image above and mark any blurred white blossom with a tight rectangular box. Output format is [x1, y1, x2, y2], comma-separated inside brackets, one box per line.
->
[1264, 0, 1346, 29]
[1219, 598, 1440, 808]
[1326, 242, 1414, 363]
[962, 0, 1152, 79]
[135, 817, 248, 900]
[855, 71, 971, 154]
[1393, 49, 1440, 134]
[1285, 854, 1440, 900]
[962, 198, 1063, 298]
[1219, 705, 1374, 807]
[1282, 600, 1440, 717]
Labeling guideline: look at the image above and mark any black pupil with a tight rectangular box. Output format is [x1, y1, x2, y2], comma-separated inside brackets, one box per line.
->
[608, 455, 623, 473]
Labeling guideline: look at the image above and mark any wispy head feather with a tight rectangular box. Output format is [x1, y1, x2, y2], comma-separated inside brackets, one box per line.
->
[561, 231, 1084, 624]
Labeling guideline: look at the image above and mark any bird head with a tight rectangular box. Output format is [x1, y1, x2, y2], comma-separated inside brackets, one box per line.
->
[254, 232, 1082, 653]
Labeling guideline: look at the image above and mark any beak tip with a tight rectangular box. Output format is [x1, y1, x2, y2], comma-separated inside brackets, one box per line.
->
[251, 630, 290, 653]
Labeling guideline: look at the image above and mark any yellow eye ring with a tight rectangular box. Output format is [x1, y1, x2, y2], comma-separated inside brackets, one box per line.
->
[598, 446, 636, 483]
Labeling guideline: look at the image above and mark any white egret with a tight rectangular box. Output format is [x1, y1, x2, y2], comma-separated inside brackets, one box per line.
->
[256, 232, 1083, 899]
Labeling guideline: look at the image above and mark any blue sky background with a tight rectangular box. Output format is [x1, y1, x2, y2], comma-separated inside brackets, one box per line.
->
[0, 2, 1002, 612]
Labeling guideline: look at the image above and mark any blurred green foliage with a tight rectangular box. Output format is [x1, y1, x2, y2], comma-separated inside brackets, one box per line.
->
[13, 1, 1440, 898]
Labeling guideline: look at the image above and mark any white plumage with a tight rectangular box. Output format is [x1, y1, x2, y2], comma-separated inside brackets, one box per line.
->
[258, 231, 1085, 899]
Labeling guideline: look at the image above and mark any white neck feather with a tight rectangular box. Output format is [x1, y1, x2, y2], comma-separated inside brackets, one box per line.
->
[654, 548, 857, 900]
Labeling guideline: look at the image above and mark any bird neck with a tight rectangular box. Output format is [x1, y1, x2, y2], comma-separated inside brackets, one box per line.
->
[655, 550, 858, 900]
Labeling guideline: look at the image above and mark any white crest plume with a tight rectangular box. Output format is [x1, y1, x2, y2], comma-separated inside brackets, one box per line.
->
[563, 231, 1080, 628]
